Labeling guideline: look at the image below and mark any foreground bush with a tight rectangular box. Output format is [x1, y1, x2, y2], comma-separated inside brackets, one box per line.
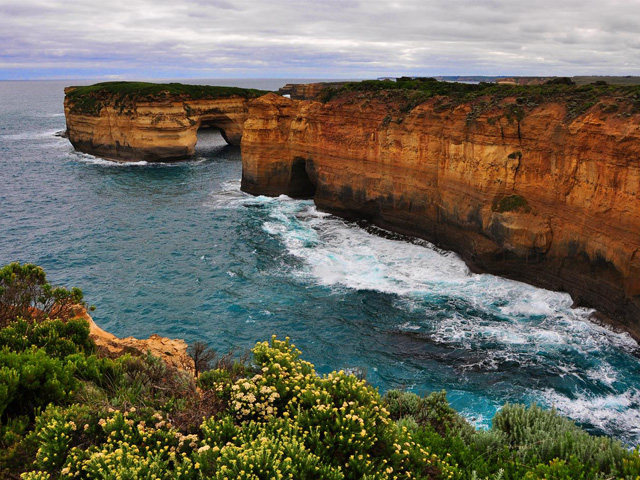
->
[0, 347, 77, 419]
[1, 263, 639, 479]
[13, 334, 640, 480]
[382, 390, 640, 479]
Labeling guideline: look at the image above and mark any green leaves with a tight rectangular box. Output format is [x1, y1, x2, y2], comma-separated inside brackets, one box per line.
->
[0, 262, 85, 327]
[0, 348, 77, 418]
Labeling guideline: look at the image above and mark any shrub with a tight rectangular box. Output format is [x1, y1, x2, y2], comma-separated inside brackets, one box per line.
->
[384, 389, 472, 436]
[0, 317, 94, 358]
[0, 263, 85, 328]
[199, 416, 344, 479]
[414, 391, 474, 436]
[492, 403, 633, 476]
[46, 408, 197, 479]
[217, 336, 456, 479]
[187, 341, 216, 377]
[0, 347, 77, 418]
[383, 390, 421, 420]
[0, 414, 34, 475]
[79, 352, 196, 412]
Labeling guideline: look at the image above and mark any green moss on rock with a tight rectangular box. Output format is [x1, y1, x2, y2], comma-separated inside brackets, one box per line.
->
[492, 194, 531, 213]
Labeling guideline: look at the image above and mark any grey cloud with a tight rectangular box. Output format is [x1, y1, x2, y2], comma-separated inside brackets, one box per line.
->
[1, 0, 640, 78]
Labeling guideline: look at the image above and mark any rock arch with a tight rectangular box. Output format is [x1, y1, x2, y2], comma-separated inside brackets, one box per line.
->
[65, 95, 251, 162]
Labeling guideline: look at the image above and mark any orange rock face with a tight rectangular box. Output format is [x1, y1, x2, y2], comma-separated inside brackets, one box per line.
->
[75, 307, 193, 372]
[241, 92, 640, 339]
[64, 89, 250, 162]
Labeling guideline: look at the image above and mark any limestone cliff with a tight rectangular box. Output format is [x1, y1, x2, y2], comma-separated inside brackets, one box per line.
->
[64, 82, 265, 162]
[241, 87, 640, 340]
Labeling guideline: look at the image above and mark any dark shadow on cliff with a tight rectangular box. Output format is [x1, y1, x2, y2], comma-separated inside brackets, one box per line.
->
[289, 157, 317, 198]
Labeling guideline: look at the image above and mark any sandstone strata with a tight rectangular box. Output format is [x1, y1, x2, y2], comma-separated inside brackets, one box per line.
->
[241, 91, 640, 340]
[64, 87, 255, 162]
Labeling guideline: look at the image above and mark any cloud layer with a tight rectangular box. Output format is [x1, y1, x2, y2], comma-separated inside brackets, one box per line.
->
[2, 0, 640, 79]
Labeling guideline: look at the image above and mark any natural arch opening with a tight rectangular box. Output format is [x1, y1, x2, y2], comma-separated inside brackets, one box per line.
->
[195, 125, 228, 155]
[196, 116, 243, 146]
[289, 157, 316, 198]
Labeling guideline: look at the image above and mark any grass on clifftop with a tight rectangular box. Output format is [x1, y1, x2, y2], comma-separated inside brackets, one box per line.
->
[66, 81, 269, 116]
[2, 262, 640, 480]
[321, 77, 640, 120]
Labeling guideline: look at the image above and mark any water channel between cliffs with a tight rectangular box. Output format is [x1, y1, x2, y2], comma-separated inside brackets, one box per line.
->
[1, 80, 640, 445]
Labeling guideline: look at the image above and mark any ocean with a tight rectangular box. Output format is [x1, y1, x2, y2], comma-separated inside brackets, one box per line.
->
[1, 79, 639, 445]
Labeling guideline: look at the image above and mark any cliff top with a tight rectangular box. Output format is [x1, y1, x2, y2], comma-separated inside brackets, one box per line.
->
[65, 81, 269, 116]
[321, 77, 640, 119]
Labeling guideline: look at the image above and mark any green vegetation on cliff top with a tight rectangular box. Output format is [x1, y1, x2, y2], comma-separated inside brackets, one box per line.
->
[65, 81, 269, 116]
[322, 77, 640, 119]
[2, 262, 640, 479]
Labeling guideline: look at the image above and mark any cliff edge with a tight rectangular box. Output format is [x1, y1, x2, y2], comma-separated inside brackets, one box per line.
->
[241, 80, 640, 340]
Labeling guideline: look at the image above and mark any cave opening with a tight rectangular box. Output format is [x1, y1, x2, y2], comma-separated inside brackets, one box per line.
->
[289, 157, 316, 198]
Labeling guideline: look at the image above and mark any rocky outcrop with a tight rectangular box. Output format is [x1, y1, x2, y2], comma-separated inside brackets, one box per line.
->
[278, 82, 348, 100]
[241, 90, 640, 340]
[64, 84, 262, 162]
[74, 307, 192, 372]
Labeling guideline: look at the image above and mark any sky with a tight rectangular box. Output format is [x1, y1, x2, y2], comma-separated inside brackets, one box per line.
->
[1, 0, 640, 80]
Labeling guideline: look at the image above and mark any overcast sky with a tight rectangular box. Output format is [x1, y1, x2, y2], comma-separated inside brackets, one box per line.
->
[2, 0, 640, 80]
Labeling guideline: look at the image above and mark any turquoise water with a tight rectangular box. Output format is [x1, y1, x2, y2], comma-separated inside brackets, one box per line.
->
[1, 80, 639, 445]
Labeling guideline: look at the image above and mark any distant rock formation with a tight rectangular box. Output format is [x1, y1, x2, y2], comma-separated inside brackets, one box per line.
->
[64, 83, 265, 162]
[278, 82, 348, 100]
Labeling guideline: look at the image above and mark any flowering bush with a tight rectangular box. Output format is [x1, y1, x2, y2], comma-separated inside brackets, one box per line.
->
[199, 416, 343, 479]
[200, 336, 456, 480]
[10, 331, 640, 480]
[29, 407, 198, 479]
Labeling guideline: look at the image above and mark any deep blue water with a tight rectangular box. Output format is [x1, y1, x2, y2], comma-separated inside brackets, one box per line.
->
[1, 80, 640, 445]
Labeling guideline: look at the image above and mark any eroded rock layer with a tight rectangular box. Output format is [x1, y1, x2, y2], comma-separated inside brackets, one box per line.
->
[241, 91, 640, 339]
[64, 85, 259, 162]
[74, 307, 192, 372]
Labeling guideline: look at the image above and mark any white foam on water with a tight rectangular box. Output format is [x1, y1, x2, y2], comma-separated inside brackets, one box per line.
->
[198, 185, 640, 442]
[70, 150, 213, 168]
[586, 364, 619, 387]
[259, 202, 637, 350]
[204, 181, 295, 210]
[398, 322, 421, 331]
[31, 112, 65, 118]
[1, 129, 63, 140]
[69, 151, 150, 167]
[541, 389, 640, 444]
[264, 201, 469, 295]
